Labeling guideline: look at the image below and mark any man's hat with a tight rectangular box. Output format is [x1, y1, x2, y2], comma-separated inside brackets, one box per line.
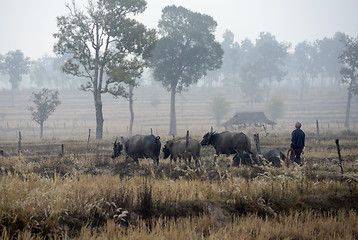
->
[295, 122, 302, 128]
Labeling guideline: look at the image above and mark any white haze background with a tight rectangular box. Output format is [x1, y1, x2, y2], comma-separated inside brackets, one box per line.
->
[1, 0, 358, 60]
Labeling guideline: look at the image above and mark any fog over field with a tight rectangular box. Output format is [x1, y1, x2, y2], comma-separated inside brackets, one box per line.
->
[1, 0, 358, 59]
[2, 3, 358, 239]
[1, 0, 358, 140]
[0, 83, 357, 140]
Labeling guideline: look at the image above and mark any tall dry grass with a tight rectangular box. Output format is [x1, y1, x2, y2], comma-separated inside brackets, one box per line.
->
[0, 131, 358, 239]
[1, 166, 358, 239]
[74, 211, 358, 240]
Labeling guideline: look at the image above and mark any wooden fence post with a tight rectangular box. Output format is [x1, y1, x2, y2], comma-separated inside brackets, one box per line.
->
[60, 144, 64, 157]
[87, 129, 91, 151]
[335, 139, 344, 175]
[96, 144, 100, 161]
[185, 130, 189, 163]
[316, 120, 320, 144]
[18, 131, 22, 156]
[262, 124, 267, 136]
[254, 133, 261, 154]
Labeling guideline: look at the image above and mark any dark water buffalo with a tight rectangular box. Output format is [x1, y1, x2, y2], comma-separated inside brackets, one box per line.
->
[233, 148, 285, 167]
[111, 138, 123, 159]
[261, 149, 286, 167]
[163, 138, 201, 166]
[124, 134, 161, 164]
[201, 131, 254, 165]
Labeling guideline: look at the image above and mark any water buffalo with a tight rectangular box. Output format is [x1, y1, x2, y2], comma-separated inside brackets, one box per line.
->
[201, 131, 254, 165]
[163, 138, 201, 166]
[233, 148, 285, 167]
[111, 138, 123, 159]
[124, 134, 161, 165]
[261, 148, 286, 167]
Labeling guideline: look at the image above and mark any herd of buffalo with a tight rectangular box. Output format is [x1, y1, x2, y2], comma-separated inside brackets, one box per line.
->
[111, 131, 287, 168]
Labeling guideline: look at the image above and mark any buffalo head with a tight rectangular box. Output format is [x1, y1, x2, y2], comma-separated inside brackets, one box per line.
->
[162, 140, 174, 159]
[201, 132, 215, 146]
[111, 138, 123, 159]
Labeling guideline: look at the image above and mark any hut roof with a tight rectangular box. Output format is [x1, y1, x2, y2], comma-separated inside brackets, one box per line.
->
[222, 112, 276, 127]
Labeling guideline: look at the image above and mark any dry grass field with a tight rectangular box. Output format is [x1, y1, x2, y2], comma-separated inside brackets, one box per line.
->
[1, 85, 358, 239]
[0, 130, 358, 239]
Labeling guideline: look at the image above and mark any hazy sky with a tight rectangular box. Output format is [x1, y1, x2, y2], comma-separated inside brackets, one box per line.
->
[1, 0, 358, 60]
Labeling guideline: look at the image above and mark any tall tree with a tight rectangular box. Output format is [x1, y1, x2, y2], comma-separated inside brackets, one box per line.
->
[255, 32, 289, 100]
[28, 88, 61, 139]
[239, 62, 265, 106]
[210, 95, 230, 127]
[292, 41, 318, 100]
[128, 83, 135, 134]
[30, 55, 81, 89]
[339, 35, 358, 128]
[149, 5, 223, 135]
[220, 30, 241, 88]
[53, 0, 156, 139]
[0, 50, 30, 105]
[316, 32, 346, 86]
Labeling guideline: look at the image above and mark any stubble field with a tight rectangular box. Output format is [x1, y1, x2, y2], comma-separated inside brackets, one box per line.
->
[0, 129, 358, 239]
[1, 85, 358, 239]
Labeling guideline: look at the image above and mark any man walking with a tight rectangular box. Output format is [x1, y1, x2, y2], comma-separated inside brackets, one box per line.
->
[290, 121, 305, 165]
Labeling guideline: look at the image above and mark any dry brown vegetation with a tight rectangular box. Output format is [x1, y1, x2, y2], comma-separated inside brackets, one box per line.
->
[1, 130, 358, 239]
[1, 86, 358, 238]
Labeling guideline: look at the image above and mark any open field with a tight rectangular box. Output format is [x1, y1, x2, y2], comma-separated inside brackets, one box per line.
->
[0, 129, 358, 239]
[1, 85, 358, 238]
[1, 84, 358, 140]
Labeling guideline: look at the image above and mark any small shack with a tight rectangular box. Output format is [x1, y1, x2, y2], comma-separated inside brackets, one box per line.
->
[222, 112, 276, 130]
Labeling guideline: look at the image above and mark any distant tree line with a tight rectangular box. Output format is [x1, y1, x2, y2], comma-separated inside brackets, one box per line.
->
[0, 0, 358, 136]
[201, 31, 348, 101]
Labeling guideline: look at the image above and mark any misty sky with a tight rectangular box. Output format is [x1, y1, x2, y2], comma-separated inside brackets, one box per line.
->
[1, 0, 358, 60]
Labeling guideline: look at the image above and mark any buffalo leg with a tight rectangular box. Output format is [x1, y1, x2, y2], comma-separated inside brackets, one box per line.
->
[133, 157, 139, 165]
[232, 154, 240, 167]
[214, 154, 218, 165]
[194, 156, 201, 167]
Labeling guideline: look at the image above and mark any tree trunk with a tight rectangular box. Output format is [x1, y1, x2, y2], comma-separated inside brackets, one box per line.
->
[266, 78, 272, 102]
[40, 121, 44, 139]
[94, 92, 104, 139]
[169, 87, 177, 136]
[300, 77, 305, 101]
[129, 84, 134, 135]
[11, 85, 15, 106]
[93, 25, 104, 140]
[344, 85, 352, 128]
[299, 73, 306, 101]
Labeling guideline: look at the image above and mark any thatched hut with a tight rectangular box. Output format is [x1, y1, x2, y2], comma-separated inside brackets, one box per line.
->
[222, 112, 276, 130]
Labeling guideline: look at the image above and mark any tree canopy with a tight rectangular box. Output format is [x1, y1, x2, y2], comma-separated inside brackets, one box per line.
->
[0, 50, 30, 89]
[339, 35, 358, 128]
[0, 50, 30, 105]
[53, 0, 157, 139]
[149, 5, 223, 135]
[28, 88, 61, 139]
